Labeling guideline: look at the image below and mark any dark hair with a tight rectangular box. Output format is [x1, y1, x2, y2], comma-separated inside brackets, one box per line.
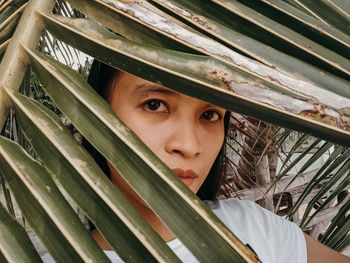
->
[84, 60, 230, 201]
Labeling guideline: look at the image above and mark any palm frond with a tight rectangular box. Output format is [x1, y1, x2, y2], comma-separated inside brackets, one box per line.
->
[0, 0, 349, 260]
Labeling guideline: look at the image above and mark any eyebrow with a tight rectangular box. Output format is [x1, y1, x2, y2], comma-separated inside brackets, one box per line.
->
[133, 84, 180, 97]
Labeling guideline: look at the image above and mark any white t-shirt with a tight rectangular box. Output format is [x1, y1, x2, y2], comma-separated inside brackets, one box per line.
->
[42, 198, 307, 263]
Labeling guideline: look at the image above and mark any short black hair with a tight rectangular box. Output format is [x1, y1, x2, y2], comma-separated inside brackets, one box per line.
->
[84, 60, 230, 200]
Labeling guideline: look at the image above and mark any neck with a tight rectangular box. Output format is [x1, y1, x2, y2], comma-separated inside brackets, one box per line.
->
[92, 175, 175, 250]
[126, 192, 176, 243]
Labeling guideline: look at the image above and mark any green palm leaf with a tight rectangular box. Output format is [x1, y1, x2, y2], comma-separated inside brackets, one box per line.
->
[0, 201, 42, 262]
[0, 0, 349, 260]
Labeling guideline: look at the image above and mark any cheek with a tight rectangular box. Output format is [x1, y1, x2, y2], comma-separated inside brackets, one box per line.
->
[124, 118, 168, 155]
[111, 100, 168, 159]
[201, 129, 224, 169]
[203, 127, 225, 155]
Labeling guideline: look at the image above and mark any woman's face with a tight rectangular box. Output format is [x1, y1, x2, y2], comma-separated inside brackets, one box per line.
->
[107, 71, 226, 202]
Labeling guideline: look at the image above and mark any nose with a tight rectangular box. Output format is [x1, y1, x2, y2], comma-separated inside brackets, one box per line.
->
[165, 118, 201, 158]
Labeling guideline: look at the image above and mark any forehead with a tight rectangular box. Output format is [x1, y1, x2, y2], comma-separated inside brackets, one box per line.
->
[107, 71, 226, 112]
[110, 71, 177, 95]
[108, 71, 189, 106]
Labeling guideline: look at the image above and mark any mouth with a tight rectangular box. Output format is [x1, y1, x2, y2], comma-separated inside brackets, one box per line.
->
[172, 168, 199, 187]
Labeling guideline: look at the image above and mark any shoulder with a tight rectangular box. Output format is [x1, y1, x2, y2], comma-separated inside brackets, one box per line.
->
[205, 198, 273, 226]
[205, 197, 254, 215]
[205, 198, 298, 230]
[205, 197, 271, 213]
[205, 198, 278, 238]
[205, 198, 307, 263]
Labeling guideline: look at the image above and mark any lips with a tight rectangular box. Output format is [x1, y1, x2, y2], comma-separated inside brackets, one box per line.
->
[172, 168, 199, 187]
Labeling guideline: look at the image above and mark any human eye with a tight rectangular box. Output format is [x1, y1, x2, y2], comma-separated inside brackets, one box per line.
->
[143, 99, 168, 113]
[201, 110, 221, 122]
